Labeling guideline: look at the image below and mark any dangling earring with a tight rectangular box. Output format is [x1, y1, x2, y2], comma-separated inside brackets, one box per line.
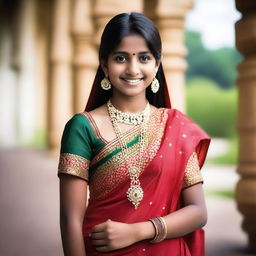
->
[151, 78, 159, 93]
[101, 77, 111, 90]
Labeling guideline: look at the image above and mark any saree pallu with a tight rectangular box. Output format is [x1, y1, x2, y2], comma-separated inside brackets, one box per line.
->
[58, 108, 210, 256]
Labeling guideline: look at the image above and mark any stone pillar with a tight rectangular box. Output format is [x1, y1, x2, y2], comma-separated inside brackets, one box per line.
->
[35, 0, 52, 147]
[93, 0, 143, 46]
[143, 0, 157, 22]
[155, 0, 194, 112]
[235, 0, 256, 251]
[48, 0, 73, 151]
[71, 0, 98, 113]
[14, 0, 37, 144]
[0, 2, 21, 146]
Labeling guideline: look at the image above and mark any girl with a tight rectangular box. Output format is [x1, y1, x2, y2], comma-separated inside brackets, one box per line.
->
[58, 12, 210, 256]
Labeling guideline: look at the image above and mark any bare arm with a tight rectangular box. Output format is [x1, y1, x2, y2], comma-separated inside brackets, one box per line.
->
[160, 183, 207, 238]
[92, 183, 207, 252]
[59, 175, 87, 256]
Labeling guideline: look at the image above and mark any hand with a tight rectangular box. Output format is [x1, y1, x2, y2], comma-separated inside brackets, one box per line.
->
[91, 219, 138, 252]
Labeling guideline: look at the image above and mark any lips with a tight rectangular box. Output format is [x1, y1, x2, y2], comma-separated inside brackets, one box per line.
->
[121, 78, 143, 84]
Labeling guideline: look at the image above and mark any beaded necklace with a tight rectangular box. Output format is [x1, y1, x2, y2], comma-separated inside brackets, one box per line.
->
[107, 100, 150, 208]
[107, 100, 150, 125]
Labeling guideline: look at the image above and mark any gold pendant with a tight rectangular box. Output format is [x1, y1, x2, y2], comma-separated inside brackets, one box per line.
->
[127, 184, 144, 209]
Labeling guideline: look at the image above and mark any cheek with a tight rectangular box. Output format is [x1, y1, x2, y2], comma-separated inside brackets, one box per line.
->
[108, 64, 124, 77]
[144, 65, 157, 78]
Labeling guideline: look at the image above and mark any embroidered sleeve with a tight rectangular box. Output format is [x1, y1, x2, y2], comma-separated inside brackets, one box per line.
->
[182, 152, 203, 188]
[58, 114, 92, 182]
[58, 153, 90, 181]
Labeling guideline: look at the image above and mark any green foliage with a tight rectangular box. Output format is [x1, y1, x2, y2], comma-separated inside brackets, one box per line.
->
[186, 77, 237, 138]
[206, 189, 234, 198]
[185, 30, 242, 89]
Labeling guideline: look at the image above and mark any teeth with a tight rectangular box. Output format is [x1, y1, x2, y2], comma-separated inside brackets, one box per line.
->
[124, 79, 141, 83]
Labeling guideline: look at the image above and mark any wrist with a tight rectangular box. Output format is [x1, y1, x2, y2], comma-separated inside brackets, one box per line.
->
[132, 221, 155, 242]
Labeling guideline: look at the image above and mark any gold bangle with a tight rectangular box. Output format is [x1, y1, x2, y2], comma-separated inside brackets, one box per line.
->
[149, 218, 159, 242]
[149, 217, 168, 243]
[158, 217, 168, 241]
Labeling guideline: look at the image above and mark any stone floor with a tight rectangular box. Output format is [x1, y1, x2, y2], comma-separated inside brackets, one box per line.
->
[0, 147, 255, 256]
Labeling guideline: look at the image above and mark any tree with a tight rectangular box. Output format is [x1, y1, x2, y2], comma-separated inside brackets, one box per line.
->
[185, 30, 242, 89]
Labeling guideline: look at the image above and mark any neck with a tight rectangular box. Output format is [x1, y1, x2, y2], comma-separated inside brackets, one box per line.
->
[110, 94, 148, 113]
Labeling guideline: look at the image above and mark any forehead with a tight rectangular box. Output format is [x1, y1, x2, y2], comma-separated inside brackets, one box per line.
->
[114, 34, 150, 53]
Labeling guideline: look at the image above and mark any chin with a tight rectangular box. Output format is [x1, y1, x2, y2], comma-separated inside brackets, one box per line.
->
[122, 88, 147, 97]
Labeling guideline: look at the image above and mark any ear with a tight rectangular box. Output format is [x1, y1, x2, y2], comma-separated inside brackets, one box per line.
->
[100, 60, 108, 77]
[155, 60, 161, 74]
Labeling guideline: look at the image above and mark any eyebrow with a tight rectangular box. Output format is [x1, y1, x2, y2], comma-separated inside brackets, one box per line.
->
[111, 51, 152, 55]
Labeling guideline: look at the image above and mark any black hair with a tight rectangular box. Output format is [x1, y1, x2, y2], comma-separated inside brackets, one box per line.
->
[85, 12, 170, 111]
[99, 12, 162, 63]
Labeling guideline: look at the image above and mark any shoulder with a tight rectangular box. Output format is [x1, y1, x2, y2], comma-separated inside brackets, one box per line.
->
[62, 113, 94, 139]
[165, 109, 211, 165]
[164, 108, 210, 139]
[67, 113, 87, 125]
[164, 108, 198, 125]
[87, 104, 110, 129]
[164, 108, 191, 122]
[88, 104, 108, 120]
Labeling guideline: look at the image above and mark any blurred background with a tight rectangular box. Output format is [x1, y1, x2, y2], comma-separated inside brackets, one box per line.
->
[0, 0, 256, 255]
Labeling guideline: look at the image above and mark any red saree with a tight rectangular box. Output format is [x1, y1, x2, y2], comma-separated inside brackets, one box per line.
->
[72, 108, 210, 256]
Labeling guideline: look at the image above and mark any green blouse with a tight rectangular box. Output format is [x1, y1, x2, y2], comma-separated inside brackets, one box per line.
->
[58, 114, 104, 181]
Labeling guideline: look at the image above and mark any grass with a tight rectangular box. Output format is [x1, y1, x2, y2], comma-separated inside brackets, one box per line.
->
[186, 77, 237, 138]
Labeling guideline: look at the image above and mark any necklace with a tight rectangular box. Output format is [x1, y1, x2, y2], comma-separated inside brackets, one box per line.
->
[107, 99, 150, 209]
[107, 100, 150, 125]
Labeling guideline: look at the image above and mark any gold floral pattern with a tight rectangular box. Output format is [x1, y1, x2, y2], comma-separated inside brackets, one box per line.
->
[89, 108, 168, 200]
[58, 153, 90, 181]
[183, 152, 203, 188]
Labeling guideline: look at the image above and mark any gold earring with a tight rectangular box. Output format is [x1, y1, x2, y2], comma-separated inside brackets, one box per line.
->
[151, 78, 159, 93]
[101, 77, 111, 90]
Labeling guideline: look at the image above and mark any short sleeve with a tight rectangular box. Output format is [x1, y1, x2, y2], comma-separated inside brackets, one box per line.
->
[58, 114, 92, 182]
[182, 152, 203, 189]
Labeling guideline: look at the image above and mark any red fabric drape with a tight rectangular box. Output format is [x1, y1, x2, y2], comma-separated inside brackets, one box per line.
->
[83, 109, 210, 255]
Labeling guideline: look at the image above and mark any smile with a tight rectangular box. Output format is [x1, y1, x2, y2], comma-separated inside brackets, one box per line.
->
[122, 78, 143, 84]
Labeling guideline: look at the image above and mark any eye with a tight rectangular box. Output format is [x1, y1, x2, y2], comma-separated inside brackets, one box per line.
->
[139, 55, 151, 63]
[115, 55, 127, 63]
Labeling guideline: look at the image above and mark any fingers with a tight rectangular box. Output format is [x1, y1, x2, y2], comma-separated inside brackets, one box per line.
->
[92, 223, 107, 233]
[91, 233, 111, 252]
[92, 239, 111, 252]
[92, 219, 111, 233]
[95, 246, 110, 252]
[92, 230, 107, 238]
[91, 220, 116, 252]
[92, 238, 107, 247]
[91, 221, 109, 244]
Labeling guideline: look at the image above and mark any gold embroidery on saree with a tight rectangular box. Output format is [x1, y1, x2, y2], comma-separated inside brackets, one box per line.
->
[58, 153, 90, 181]
[89, 108, 168, 200]
[81, 112, 108, 144]
[90, 125, 141, 165]
[182, 152, 203, 188]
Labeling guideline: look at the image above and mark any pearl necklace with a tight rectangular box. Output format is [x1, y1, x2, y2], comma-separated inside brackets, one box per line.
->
[107, 100, 150, 125]
[107, 100, 150, 208]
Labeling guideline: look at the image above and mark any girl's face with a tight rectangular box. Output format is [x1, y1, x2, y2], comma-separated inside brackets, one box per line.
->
[101, 34, 160, 98]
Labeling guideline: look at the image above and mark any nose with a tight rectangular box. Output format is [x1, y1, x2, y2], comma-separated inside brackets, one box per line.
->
[125, 58, 140, 76]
